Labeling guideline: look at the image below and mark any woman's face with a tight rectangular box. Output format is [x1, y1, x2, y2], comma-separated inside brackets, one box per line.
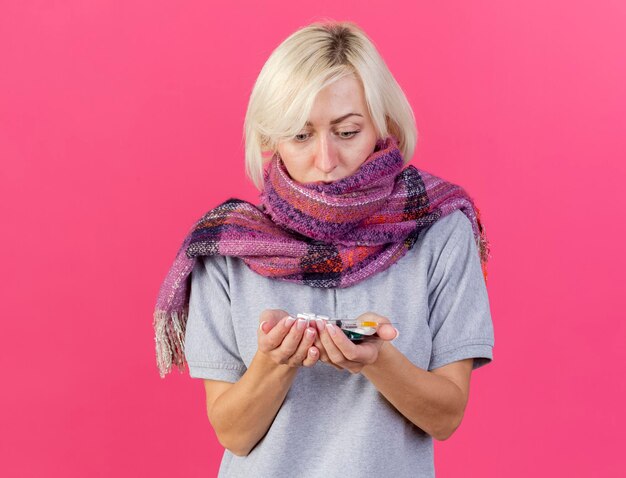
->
[276, 74, 379, 184]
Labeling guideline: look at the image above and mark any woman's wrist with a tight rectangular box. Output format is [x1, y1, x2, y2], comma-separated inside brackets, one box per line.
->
[252, 349, 300, 379]
[362, 340, 394, 372]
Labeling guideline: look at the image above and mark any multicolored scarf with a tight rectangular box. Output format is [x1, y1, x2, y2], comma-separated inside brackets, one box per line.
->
[153, 135, 490, 377]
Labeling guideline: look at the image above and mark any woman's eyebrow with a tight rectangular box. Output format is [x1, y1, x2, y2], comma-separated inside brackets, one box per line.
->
[305, 113, 363, 126]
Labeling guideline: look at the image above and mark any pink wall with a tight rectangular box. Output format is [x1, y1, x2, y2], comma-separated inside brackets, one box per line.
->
[1, 1, 624, 476]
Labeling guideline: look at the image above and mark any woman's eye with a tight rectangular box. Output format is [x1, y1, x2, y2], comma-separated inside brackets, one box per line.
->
[293, 130, 359, 142]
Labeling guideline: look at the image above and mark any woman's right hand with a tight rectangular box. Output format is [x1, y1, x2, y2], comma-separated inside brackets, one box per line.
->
[257, 309, 320, 368]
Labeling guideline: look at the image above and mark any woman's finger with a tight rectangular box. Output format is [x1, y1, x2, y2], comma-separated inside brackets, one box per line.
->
[312, 328, 330, 362]
[301, 346, 319, 367]
[318, 323, 353, 366]
[259, 315, 295, 352]
[312, 320, 345, 369]
[290, 326, 317, 367]
[376, 323, 399, 341]
[259, 309, 291, 331]
[354, 312, 398, 341]
[275, 317, 307, 362]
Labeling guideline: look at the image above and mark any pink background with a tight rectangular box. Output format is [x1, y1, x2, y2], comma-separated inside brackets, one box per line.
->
[1, 1, 625, 477]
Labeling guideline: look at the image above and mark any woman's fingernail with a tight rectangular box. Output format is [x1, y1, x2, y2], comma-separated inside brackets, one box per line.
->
[284, 316, 296, 329]
[326, 323, 336, 335]
[306, 328, 315, 338]
[394, 328, 400, 339]
[297, 318, 306, 330]
[259, 321, 267, 332]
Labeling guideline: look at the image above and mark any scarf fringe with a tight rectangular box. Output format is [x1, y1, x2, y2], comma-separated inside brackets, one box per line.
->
[154, 308, 188, 378]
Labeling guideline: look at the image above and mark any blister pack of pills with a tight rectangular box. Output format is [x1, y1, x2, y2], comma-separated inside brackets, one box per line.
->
[296, 312, 379, 342]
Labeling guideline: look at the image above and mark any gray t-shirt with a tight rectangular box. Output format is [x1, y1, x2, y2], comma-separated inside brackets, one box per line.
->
[184, 209, 495, 478]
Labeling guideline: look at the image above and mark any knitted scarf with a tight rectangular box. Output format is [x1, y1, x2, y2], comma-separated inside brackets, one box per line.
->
[153, 135, 490, 377]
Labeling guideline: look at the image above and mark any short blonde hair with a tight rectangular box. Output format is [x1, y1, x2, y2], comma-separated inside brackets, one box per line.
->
[243, 20, 418, 190]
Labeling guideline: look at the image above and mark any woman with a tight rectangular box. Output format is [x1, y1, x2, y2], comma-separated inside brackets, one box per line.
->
[154, 20, 494, 477]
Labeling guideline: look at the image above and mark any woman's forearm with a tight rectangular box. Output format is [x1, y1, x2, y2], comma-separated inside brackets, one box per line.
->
[210, 351, 298, 456]
[360, 342, 465, 440]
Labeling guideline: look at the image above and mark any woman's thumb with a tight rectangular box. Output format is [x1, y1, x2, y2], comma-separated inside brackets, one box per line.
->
[259, 309, 291, 332]
[379, 323, 399, 340]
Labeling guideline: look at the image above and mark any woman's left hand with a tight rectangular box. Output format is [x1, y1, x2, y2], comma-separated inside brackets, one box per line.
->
[314, 312, 399, 374]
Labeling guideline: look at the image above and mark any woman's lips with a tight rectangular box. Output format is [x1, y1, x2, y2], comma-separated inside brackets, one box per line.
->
[309, 180, 336, 185]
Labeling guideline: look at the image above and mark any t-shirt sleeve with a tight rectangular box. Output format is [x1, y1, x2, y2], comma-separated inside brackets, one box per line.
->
[426, 211, 495, 371]
[183, 255, 247, 382]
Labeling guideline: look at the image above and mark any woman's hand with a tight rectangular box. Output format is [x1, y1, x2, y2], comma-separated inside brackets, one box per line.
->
[315, 312, 399, 374]
[257, 309, 320, 368]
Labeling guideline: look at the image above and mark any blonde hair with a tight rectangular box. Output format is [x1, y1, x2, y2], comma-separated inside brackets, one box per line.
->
[243, 20, 418, 190]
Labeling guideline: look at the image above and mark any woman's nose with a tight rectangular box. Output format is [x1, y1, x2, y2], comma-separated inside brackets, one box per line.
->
[314, 137, 338, 173]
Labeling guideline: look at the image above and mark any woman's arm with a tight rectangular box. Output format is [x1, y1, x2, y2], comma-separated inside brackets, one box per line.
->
[315, 317, 473, 441]
[208, 349, 298, 456]
[360, 343, 473, 441]
[208, 310, 319, 456]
